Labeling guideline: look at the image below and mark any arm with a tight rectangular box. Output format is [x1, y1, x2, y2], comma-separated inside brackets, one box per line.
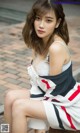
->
[49, 42, 67, 76]
[42, 42, 69, 97]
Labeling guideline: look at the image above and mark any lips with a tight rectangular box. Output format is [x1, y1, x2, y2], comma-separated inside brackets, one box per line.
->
[37, 30, 45, 33]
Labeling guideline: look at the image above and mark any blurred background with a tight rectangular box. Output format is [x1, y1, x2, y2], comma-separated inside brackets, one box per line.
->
[0, 0, 80, 27]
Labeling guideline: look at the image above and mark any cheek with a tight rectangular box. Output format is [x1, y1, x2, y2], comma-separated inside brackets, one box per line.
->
[47, 24, 56, 33]
[34, 21, 38, 29]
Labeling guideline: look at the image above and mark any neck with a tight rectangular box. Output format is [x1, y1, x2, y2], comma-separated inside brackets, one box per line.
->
[43, 36, 50, 45]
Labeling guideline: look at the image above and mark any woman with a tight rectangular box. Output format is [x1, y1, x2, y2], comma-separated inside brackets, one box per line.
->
[4, 0, 80, 133]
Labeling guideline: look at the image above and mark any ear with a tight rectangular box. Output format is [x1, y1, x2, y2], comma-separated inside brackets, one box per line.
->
[56, 18, 61, 28]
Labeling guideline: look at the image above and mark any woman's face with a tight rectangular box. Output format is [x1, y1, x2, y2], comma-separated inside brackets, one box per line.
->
[34, 10, 59, 43]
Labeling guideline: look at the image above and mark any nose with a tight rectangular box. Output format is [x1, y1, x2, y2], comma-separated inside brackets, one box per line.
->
[39, 20, 44, 28]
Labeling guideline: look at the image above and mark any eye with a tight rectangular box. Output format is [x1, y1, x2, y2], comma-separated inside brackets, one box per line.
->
[35, 16, 41, 21]
[46, 19, 53, 23]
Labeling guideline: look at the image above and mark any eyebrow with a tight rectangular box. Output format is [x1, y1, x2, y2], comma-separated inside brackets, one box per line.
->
[45, 16, 54, 19]
[36, 14, 54, 19]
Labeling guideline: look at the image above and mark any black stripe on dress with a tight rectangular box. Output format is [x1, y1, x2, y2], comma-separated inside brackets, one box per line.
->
[31, 93, 44, 98]
[38, 86, 45, 94]
[53, 104, 65, 129]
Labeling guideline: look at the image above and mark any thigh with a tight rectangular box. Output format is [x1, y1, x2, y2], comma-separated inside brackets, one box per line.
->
[14, 99, 47, 120]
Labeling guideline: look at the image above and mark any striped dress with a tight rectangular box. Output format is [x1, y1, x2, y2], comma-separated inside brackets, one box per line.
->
[27, 55, 80, 131]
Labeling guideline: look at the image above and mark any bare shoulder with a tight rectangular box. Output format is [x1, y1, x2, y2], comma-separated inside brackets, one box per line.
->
[49, 40, 71, 66]
[49, 41, 66, 55]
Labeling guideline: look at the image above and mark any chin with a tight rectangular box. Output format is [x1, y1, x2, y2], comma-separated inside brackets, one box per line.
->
[37, 35, 44, 38]
[37, 34, 45, 38]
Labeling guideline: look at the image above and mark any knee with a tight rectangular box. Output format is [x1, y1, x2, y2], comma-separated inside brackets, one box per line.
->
[12, 99, 26, 117]
[4, 90, 15, 105]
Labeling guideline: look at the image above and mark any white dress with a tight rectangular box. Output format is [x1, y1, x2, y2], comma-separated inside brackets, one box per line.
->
[27, 41, 80, 131]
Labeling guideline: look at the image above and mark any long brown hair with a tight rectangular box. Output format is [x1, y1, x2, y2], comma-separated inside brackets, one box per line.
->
[22, 0, 69, 55]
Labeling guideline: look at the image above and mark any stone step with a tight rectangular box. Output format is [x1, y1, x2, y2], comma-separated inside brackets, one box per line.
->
[0, 7, 27, 24]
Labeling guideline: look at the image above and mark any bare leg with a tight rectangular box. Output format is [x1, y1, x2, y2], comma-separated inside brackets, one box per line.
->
[12, 99, 48, 133]
[4, 89, 30, 132]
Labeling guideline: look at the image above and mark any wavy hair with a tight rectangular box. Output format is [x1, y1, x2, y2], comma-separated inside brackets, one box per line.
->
[22, 0, 69, 55]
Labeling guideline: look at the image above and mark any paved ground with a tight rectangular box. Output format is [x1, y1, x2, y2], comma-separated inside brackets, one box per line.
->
[0, 23, 32, 105]
[0, 1, 80, 133]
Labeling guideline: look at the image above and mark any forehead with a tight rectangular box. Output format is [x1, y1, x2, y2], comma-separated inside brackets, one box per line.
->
[37, 10, 56, 18]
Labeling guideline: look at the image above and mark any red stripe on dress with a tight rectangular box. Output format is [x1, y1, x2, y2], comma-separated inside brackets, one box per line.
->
[61, 106, 76, 130]
[44, 96, 49, 100]
[41, 79, 51, 89]
[51, 99, 60, 102]
[68, 85, 80, 101]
